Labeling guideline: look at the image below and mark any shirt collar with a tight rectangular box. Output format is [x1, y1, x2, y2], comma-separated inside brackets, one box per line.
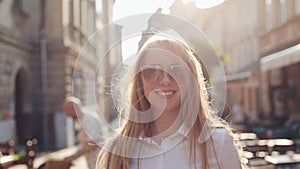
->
[137, 124, 191, 144]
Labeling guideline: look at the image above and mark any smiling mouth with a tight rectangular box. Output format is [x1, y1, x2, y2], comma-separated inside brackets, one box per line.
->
[154, 90, 176, 99]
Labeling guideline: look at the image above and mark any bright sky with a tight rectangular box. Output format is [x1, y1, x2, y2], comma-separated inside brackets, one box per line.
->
[112, 0, 225, 61]
[183, 0, 226, 9]
[113, 0, 174, 21]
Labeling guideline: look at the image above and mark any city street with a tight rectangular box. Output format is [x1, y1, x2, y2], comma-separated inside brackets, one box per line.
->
[9, 146, 89, 169]
[1, 0, 300, 169]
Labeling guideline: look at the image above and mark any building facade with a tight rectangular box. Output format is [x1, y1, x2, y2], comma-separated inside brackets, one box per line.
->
[259, 0, 300, 119]
[171, 0, 261, 120]
[0, 0, 119, 149]
[171, 0, 300, 124]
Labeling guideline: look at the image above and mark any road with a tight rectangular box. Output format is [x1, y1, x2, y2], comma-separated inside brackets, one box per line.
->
[9, 146, 89, 169]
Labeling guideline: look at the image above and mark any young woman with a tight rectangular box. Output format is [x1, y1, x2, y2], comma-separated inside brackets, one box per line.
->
[97, 33, 243, 169]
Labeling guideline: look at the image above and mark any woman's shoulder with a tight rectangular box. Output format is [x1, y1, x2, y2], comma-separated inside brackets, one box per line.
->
[211, 127, 231, 138]
[209, 128, 242, 168]
[210, 127, 235, 147]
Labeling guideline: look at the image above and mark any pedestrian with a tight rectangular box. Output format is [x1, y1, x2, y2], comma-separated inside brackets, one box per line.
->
[232, 101, 245, 125]
[97, 32, 243, 169]
[62, 96, 107, 169]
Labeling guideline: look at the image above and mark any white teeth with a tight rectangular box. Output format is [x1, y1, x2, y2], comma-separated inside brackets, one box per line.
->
[157, 91, 173, 96]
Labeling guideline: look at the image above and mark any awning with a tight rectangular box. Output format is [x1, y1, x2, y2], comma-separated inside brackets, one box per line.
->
[260, 43, 300, 71]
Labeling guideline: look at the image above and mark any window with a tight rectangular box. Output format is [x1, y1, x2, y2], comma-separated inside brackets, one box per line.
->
[81, 0, 87, 34]
[265, 0, 272, 30]
[69, 0, 74, 26]
[96, 0, 103, 14]
[12, 0, 22, 9]
[280, 0, 287, 23]
[11, 0, 27, 24]
[73, 0, 81, 27]
[296, 0, 300, 14]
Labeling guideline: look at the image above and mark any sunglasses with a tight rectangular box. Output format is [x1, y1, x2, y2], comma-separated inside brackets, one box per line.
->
[140, 65, 187, 84]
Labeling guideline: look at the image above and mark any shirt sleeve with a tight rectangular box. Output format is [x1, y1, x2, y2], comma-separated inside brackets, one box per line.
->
[80, 110, 107, 144]
[212, 128, 242, 169]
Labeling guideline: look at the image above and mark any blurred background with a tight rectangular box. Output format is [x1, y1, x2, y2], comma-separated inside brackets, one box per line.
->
[0, 0, 300, 168]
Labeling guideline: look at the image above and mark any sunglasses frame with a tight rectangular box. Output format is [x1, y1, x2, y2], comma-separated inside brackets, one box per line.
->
[139, 64, 188, 84]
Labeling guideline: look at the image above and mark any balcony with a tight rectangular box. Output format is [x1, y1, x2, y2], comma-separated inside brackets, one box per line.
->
[260, 15, 300, 57]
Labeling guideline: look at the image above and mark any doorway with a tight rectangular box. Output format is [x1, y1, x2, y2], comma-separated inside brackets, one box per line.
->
[14, 69, 32, 146]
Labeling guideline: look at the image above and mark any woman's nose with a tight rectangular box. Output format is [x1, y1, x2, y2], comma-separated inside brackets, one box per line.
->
[159, 72, 173, 85]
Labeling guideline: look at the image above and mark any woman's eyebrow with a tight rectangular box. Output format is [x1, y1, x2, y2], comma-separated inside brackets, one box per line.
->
[170, 63, 181, 66]
[141, 64, 161, 67]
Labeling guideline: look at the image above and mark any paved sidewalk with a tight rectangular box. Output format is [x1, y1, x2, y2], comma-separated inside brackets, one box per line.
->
[9, 146, 89, 169]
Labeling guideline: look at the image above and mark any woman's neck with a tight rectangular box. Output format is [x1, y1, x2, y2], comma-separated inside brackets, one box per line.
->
[152, 109, 180, 135]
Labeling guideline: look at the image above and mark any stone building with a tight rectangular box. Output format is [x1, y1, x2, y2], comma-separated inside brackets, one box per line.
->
[0, 0, 120, 149]
[259, 0, 300, 119]
[171, 0, 261, 120]
[170, 0, 300, 123]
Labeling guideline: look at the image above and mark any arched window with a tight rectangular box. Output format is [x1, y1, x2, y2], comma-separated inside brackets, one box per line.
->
[11, 0, 27, 24]
[12, 0, 22, 9]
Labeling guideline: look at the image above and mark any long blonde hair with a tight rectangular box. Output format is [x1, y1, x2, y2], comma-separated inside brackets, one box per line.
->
[97, 35, 242, 169]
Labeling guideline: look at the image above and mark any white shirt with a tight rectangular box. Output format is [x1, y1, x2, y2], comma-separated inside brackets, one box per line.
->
[78, 109, 109, 169]
[130, 127, 242, 169]
[79, 108, 109, 144]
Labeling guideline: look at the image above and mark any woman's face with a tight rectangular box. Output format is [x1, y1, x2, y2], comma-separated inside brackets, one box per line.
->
[138, 48, 189, 114]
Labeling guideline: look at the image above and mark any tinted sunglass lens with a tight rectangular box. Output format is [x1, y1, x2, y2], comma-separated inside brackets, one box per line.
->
[142, 68, 162, 83]
[141, 66, 186, 84]
[169, 66, 184, 81]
